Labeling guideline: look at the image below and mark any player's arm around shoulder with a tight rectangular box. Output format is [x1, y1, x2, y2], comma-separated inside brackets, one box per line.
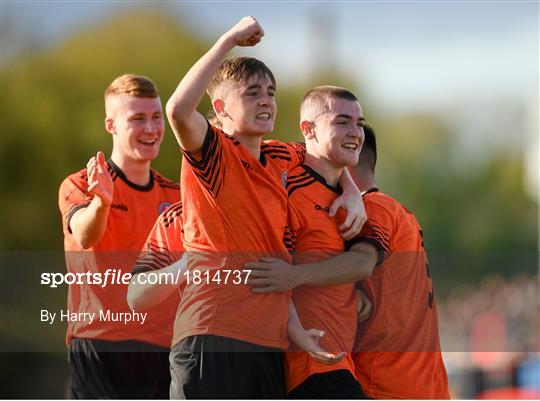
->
[128, 253, 188, 311]
[65, 151, 113, 249]
[166, 16, 264, 155]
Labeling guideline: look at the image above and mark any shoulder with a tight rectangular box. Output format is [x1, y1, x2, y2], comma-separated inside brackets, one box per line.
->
[152, 169, 180, 191]
[158, 201, 183, 225]
[261, 139, 297, 161]
[59, 167, 88, 194]
[285, 166, 315, 198]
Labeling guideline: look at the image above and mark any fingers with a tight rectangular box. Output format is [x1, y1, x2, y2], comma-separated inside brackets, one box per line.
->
[96, 151, 107, 173]
[251, 285, 284, 294]
[328, 202, 339, 217]
[308, 351, 346, 365]
[244, 262, 271, 270]
[245, 277, 270, 286]
[307, 328, 325, 339]
[338, 212, 354, 233]
[259, 257, 282, 263]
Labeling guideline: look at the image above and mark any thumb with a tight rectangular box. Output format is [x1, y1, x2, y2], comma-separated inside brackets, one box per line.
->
[307, 329, 325, 339]
[328, 202, 339, 217]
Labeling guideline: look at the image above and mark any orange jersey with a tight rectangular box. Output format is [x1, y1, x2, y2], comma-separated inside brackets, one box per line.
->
[352, 188, 449, 399]
[284, 165, 358, 393]
[174, 122, 304, 349]
[58, 160, 180, 347]
[131, 201, 185, 346]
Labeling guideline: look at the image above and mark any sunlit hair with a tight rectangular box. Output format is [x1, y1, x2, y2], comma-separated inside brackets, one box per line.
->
[300, 85, 358, 118]
[104, 74, 159, 99]
[207, 57, 276, 99]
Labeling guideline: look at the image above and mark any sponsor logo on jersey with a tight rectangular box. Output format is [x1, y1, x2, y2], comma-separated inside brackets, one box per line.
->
[314, 204, 330, 214]
[281, 170, 288, 189]
[158, 202, 172, 215]
[111, 203, 128, 212]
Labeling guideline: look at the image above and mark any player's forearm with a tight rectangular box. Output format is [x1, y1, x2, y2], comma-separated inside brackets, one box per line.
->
[127, 256, 187, 311]
[166, 36, 235, 144]
[296, 244, 378, 286]
[70, 196, 110, 249]
[339, 168, 360, 196]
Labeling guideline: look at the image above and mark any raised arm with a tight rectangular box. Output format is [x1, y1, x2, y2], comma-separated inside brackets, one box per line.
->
[70, 151, 113, 249]
[165, 16, 264, 154]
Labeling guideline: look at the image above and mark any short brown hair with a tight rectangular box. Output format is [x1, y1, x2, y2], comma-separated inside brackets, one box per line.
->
[301, 85, 358, 116]
[104, 74, 159, 99]
[207, 57, 276, 99]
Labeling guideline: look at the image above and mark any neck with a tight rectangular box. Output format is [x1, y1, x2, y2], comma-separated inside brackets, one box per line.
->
[230, 130, 263, 159]
[303, 154, 342, 186]
[349, 166, 376, 192]
[110, 151, 151, 186]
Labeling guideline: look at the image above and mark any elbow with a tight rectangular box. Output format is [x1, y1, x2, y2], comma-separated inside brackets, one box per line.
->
[166, 97, 188, 126]
[73, 232, 94, 250]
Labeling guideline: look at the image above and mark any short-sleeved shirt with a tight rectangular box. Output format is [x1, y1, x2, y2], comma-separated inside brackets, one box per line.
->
[351, 188, 449, 399]
[131, 201, 185, 346]
[284, 165, 358, 393]
[58, 160, 180, 347]
[174, 122, 304, 349]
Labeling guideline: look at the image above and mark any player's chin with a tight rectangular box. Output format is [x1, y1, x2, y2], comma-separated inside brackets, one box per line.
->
[135, 147, 160, 161]
[253, 119, 274, 134]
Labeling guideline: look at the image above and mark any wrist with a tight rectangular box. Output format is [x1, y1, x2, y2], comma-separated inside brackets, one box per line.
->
[217, 33, 236, 51]
[93, 195, 111, 209]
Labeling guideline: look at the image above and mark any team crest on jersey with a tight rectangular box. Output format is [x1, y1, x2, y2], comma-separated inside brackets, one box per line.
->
[158, 202, 172, 215]
[281, 170, 288, 189]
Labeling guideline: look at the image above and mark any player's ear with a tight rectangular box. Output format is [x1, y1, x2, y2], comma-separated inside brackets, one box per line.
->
[104, 117, 116, 135]
[213, 99, 227, 118]
[300, 120, 315, 140]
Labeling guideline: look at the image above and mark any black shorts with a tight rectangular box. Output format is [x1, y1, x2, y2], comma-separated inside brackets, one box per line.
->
[288, 369, 369, 399]
[68, 338, 170, 399]
[169, 335, 286, 399]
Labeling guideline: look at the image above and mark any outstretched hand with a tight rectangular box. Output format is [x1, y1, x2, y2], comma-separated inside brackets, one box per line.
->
[292, 328, 346, 365]
[86, 151, 113, 207]
[225, 16, 264, 47]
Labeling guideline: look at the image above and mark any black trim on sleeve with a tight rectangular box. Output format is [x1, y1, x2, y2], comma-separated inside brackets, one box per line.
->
[362, 187, 380, 196]
[345, 236, 386, 268]
[181, 120, 215, 166]
[66, 202, 91, 234]
[107, 159, 154, 192]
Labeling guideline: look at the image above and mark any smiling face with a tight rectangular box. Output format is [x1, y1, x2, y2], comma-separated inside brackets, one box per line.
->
[214, 73, 277, 137]
[303, 96, 365, 168]
[105, 94, 164, 163]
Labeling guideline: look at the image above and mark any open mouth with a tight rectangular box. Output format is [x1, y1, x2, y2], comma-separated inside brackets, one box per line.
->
[138, 139, 158, 146]
[256, 112, 272, 121]
[341, 143, 359, 150]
